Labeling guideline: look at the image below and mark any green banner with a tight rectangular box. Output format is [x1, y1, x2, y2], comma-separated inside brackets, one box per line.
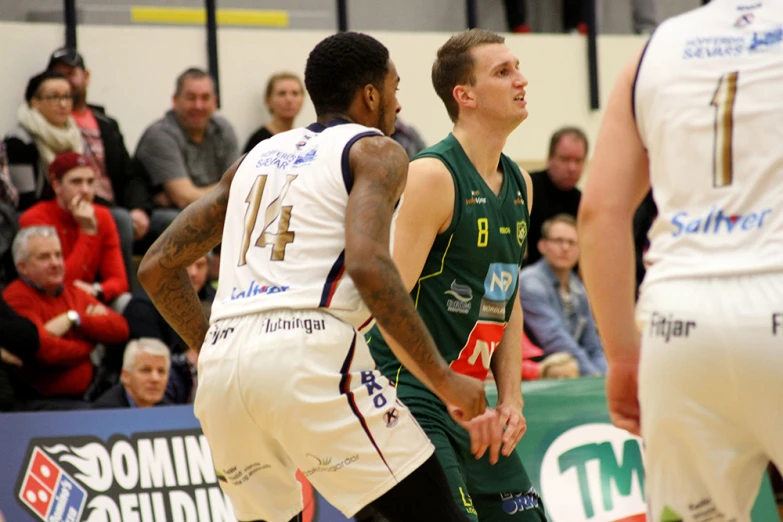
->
[486, 377, 779, 522]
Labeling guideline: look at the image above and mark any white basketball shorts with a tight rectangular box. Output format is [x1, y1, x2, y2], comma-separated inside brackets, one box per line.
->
[636, 274, 783, 522]
[194, 309, 434, 522]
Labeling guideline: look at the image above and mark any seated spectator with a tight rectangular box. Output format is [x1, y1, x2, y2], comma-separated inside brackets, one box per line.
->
[92, 338, 170, 409]
[243, 71, 305, 153]
[526, 126, 587, 266]
[48, 47, 151, 273]
[538, 353, 580, 379]
[124, 254, 215, 354]
[3, 226, 129, 404]
[4, 70, 84, 211]
[19, 152, 130, 309]
[0, 145, 18, 286]
[0, 292, 39, 411]
[519, 214, 607, 376]
[521, 331, 544, 381]
[135, 68, 238, 238]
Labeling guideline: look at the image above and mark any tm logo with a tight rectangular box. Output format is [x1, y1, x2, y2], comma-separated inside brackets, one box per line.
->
[541, 424, 646, 522]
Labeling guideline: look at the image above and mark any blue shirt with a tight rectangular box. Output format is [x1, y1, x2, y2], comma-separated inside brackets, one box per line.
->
[519, 259, 607, 376]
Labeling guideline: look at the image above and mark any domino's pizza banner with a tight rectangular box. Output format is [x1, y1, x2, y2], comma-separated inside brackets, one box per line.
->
[0, 406, 352, 522]
[1, 380, 780, 522]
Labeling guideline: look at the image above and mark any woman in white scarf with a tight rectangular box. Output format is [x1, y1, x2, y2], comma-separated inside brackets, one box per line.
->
[4, 70, 85, 210]
[18, 71, 84, 166]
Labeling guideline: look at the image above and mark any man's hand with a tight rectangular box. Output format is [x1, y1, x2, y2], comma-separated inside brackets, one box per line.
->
[448, 406, 504, 463]
[496, 402, 528, 458]
[130, 209, 150, 240]
[440, 371, 487, 422]
[606, 359, 641, 436]
[69, 195, 97, 234]
[74, 280, 97, 296]
[85, 303, 108, 316]
[1, 348, 23, 367]
[44, 312, 74, 337]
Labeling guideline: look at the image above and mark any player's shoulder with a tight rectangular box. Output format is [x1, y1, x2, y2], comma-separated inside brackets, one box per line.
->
[409, 156, 453, 184]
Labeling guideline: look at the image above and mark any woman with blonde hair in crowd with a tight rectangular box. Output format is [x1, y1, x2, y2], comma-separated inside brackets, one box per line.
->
[243, 71, 305, 153]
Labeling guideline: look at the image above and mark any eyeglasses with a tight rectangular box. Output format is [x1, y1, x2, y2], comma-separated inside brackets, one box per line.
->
[545, 237, 578, 248]
[37, 95, 73, 104]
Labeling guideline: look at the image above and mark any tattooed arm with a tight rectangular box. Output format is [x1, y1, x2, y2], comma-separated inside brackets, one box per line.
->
[137, 156, 242, 351]
[345, 137, 486, 420]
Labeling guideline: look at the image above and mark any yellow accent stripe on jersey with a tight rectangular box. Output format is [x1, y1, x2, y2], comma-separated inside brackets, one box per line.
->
[413, 233, 454, 308]
[130, 7, 289, 27]
[395, 365, 403, 388]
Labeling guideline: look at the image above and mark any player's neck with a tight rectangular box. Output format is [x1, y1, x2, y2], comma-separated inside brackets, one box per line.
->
[452, 121, 508, 180]
[316, 112, 355, 126]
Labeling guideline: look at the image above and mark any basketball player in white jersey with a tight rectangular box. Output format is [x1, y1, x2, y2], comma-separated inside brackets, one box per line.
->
[138, 32, 490, 522]
[578, 1, 783, 521]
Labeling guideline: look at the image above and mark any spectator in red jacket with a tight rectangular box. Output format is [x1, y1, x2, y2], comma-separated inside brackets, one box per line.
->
[3, 225, 128, 401]
[19, 151, 129, 308]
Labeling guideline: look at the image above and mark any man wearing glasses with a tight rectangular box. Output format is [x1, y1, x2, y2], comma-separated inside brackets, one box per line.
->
[518, 213, 606, 376]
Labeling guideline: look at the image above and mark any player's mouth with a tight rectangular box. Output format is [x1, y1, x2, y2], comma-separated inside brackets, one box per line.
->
[514, 94, 527, 106]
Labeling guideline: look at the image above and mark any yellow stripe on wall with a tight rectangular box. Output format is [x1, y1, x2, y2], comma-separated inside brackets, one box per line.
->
[131, 7, 289, 27]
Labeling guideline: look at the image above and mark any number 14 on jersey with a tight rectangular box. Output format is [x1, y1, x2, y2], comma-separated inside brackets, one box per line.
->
[238, 174, 298, 265]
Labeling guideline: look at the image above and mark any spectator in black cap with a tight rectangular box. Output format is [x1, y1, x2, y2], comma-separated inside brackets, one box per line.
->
[48, 47, 151, 277]
[2, 70, 84, 212]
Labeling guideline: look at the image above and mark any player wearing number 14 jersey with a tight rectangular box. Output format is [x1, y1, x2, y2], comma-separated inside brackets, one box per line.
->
[369, 29, 546, 521]
[579, 1, 783, 521]
[139, 32, 489, 522]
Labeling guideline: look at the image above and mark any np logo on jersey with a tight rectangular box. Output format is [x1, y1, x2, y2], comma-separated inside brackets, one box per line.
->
[18, 447, 87, 522]
[483, 263, 518, 302]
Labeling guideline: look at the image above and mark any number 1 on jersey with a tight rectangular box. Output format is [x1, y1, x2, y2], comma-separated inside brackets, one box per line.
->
[710, 71, 739, 188]
[238, 174, 298, 266]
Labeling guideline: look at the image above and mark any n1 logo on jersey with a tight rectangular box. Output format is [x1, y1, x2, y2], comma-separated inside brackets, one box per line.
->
[450, 321, 506, 380]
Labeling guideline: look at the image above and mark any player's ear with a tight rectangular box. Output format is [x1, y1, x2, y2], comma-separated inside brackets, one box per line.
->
[362, 83, 380, 112]
[453, 84, 475, 111]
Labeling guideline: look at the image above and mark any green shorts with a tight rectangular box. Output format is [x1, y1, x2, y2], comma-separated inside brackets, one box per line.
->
[402, 394, 548, 522]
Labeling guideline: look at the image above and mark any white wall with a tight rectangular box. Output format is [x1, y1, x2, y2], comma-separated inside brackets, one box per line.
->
[0, 22, 647, 164]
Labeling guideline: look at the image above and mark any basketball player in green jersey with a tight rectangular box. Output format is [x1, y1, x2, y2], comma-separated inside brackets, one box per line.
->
[368, 29, 547, 521]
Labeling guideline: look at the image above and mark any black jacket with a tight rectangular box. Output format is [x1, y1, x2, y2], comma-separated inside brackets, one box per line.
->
[89, 104, 151, 212]
[91, 383, 169, 409]
[0, 294, 40, 411]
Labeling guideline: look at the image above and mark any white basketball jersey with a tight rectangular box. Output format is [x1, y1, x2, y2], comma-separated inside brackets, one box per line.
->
[635, 0, 783, 286]
[210, 122, 382, 329]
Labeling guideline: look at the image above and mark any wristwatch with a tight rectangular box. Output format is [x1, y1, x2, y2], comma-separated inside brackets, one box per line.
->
[66, 310, 81, 328]
[92, 282, 104, 301]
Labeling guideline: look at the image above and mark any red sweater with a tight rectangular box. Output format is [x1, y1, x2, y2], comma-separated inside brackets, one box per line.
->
[19, 200, 128, 302]
[3, 279, 129, 397]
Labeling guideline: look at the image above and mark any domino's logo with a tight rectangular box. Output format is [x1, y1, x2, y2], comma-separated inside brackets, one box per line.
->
[18, 447, 87, 522]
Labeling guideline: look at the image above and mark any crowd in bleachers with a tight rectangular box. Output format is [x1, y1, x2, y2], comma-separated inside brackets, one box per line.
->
[0, 44, 623, 414]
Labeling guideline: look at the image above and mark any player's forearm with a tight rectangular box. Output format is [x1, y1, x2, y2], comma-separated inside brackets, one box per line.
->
[140, 267, 209, 351]
[350, 254, 450, 395]
[491, 305, 523, 407]
[578, 210, 639, 363]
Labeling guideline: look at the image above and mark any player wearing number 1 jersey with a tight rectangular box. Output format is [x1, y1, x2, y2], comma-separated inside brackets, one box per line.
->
[139, 32, 488, 522]
[579, 1, 783, 521]
[368, 29, 546, 521]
